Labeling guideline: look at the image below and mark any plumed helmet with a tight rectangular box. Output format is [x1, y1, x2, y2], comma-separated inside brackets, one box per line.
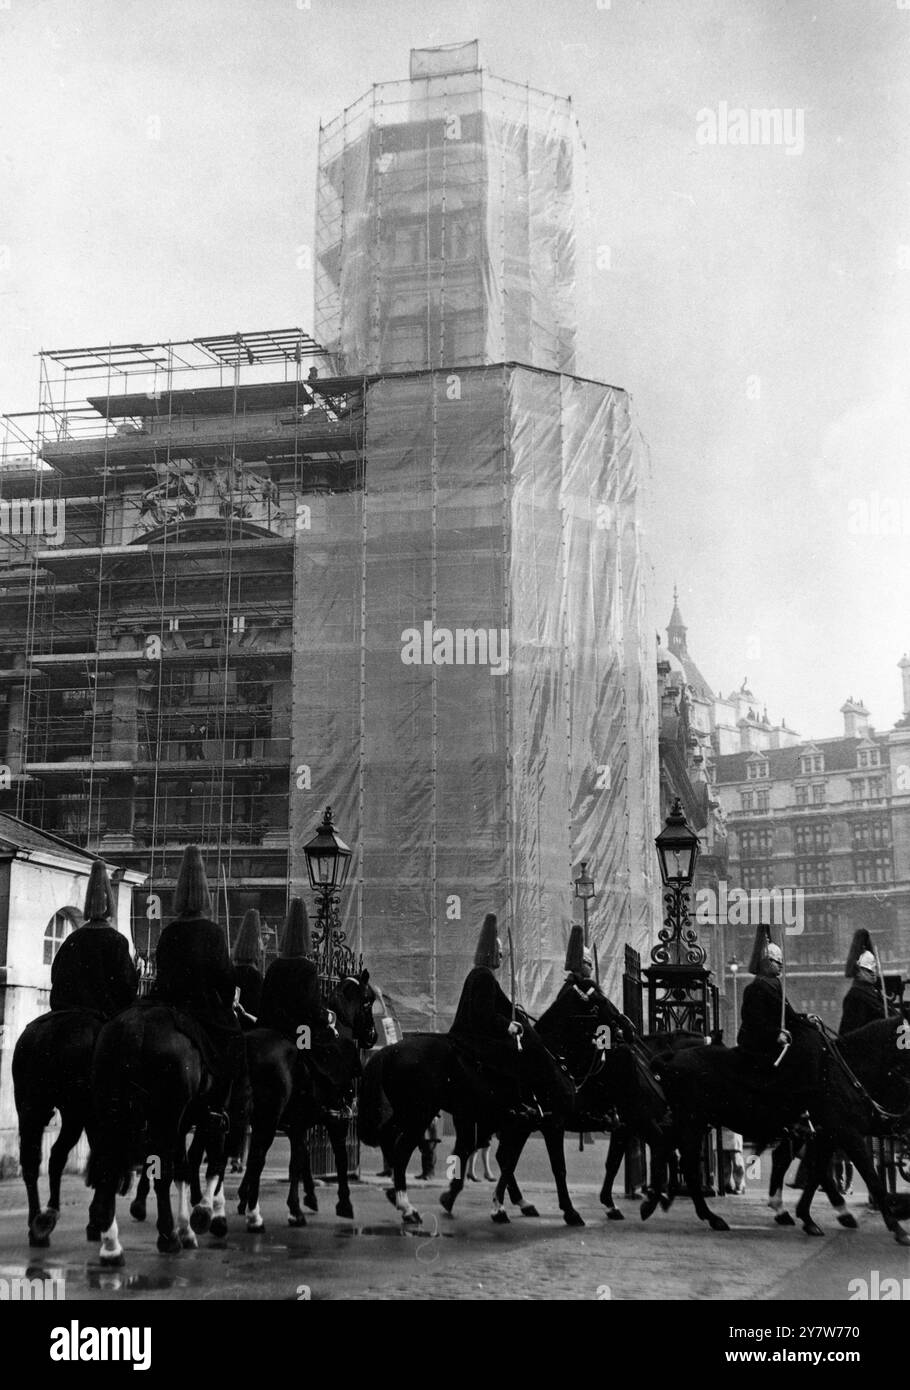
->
[845, 928, 876, 979]
[856, 950, 878, 974]
[172, 844, 214, 919]
[83, 859, 116, 925]
[474, 913, 499, 968]
[280, 898, 311, 959]
[233, 908, 262, 964]
[564, 924, 585, 974]
[747, 923, 782, 975]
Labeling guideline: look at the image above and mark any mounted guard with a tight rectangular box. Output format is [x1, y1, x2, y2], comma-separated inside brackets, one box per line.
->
[839, 929, 898, 1035]
[231, 908, 264, 1028]
[153, 845, 248, 1129]
[50, 860, 137, 1019]
[737, 923, 825, 1112]
[449, 912, 571, 1122]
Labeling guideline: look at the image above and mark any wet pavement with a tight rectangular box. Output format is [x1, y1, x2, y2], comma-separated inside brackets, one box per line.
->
[1, 1138, 908, 1300]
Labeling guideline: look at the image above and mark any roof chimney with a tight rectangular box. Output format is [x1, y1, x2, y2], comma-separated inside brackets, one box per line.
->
[899, 653, 910, 719]
[840, 697, 870, 739]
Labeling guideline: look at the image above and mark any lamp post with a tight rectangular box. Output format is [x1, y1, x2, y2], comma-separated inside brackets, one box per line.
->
[728, 957, 740, 1038]
[574, 860, 596, 946]
[646, 797, 708, 1033]
[303, 805, 355, 993]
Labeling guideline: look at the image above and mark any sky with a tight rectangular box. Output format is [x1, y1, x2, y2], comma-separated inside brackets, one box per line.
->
[0, 0, 908, 738]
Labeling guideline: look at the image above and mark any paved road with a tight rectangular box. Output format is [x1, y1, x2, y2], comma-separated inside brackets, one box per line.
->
[1, 1139, 907, 1301]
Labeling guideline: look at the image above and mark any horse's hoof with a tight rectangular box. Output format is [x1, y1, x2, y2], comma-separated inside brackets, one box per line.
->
[491, 1209, 510, 1225]
[157, 1233, 181, 1255]
[287, 1214, 307, 1227]
[189, 1205, 212, 1235]
[640, 1195, 659, 1222]
[836, 1212, 857, 1230]
[335, 1199, 354, 1220]
[86, 1223, 101, 1242]
[893, 1226, 910, 1247]
[707, 1216, 730, 1232]
[519, 1204, 540, 1218]
[32, 1208, 58, 1239]
[439, 1191, 456, 1215]
[801, 1220, 824, 1238]
[210, 1217, 228, 1239]
[659, 1195, 672, 1212]
[774, 1211, 796, 1226]
[129, 1199, 147, 1222]
[563, 1209, 585, 1228]
[402, 1209, 422, 1226]
[304, 1195, 319, 1212]
[179, 1232, 198, 1250]
[28, 1231, 50, 1248]
[246, 1219, 265, 1234]
[100, 1250, 125, 1267]
[606, 1208, 624, 1221]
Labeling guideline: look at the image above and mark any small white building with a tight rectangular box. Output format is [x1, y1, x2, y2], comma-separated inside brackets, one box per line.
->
[0, 815, 145, 1171]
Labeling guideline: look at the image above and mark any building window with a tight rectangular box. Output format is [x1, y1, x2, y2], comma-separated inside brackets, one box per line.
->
[43, 906, 83, 966]
[747, 758, 769, 780]
[741, 863, 774, 890]
[795, 859, 831, 887]
[854, 854, 891, 885]
[868, 777, 886, 801]
[852, 780, 866, 801]
[740, 791, 753, 812]
[740, 828, 773, 858]
[811, 783, 826, 804]
[852, 817, 890, 850]
[755, 790, 770, 814]
[795, 784, 809, 806]
[800, 752, 824, 776]
[794, 823, 829, 854]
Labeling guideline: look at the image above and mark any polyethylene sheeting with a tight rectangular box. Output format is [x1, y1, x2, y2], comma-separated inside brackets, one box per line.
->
[291, 365, 657, 1029]
[315, 71, 585, 378]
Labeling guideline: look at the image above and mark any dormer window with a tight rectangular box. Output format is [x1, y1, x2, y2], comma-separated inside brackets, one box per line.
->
[856, 743, 880, 770]
[746, 755, 769, 780]
[799, 747, 824, 776]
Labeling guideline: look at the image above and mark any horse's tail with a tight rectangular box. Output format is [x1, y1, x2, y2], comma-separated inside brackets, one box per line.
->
[86, 1016, 146, 1196]
[358, 1049, 393, 1148]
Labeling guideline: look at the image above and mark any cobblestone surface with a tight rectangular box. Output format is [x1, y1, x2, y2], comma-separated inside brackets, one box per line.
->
[0, 1139, 907, 1301]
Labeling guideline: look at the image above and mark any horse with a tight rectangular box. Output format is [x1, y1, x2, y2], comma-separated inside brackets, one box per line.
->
[12, 1009, 104, 1247]
[656, 1016, 910, 1244]
[236, 971, 376, 1232]
[359, 990, 598, 1227]
[439, 991, 681, 1226]
[86, 1002, 230, 1264]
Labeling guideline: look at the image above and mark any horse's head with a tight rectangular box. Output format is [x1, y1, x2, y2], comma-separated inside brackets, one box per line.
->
[328, 970, 377, 1050]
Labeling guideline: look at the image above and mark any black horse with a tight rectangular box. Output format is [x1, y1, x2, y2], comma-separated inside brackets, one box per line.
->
[12, 1009, 103, 1247]
[657, 1016, 910, 1244]
[236, 973, 376, 1231]
[86, 1002, 229, 1264]
[439, 989, 679, 1225]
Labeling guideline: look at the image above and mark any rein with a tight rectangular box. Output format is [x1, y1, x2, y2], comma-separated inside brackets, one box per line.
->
[817, 1020, 910, 1127]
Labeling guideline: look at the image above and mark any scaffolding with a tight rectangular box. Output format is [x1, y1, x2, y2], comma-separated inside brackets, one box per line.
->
[0, 329, 364, 958]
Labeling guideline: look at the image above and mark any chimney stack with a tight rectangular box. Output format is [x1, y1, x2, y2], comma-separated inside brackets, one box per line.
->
[899, 654, 910, 719]
[840, 696, 870, 739]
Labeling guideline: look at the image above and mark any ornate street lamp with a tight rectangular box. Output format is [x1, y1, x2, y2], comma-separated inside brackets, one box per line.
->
[574, 860, 596, 946]
[645, 798, 710, 1031]
[303, 806, 356, 993]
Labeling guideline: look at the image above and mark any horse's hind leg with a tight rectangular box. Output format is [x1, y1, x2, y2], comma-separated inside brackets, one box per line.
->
[768, 1138, 796, 1226]
[542, 1121, 584, 1227]
[40, 1109, 84, 1241]
[187, 1128, 206, 1207]
[19, 1108, 51, 1246]
[174, 1177, 197, 1250]
[238, 1120, 273, 1232]
[327, 1117, 354, 1219]
[286, 1123, 308, 1226]
[600, 1126, 627, 1219]
[301, 1144, 319, 1212]
[130, 1169, 150, 1222]
[678, 1126, 729, 1232]
[388, 1128, 423, 1225]
[439, 1116, 476, 1216]
[191, 1123, 226, 1236]
[153, 1151, 180, 1255]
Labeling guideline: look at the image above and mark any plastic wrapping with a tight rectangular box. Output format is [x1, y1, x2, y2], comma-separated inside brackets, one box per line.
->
[291, 365, 657, 1028]
[315, 69, 585, 376]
